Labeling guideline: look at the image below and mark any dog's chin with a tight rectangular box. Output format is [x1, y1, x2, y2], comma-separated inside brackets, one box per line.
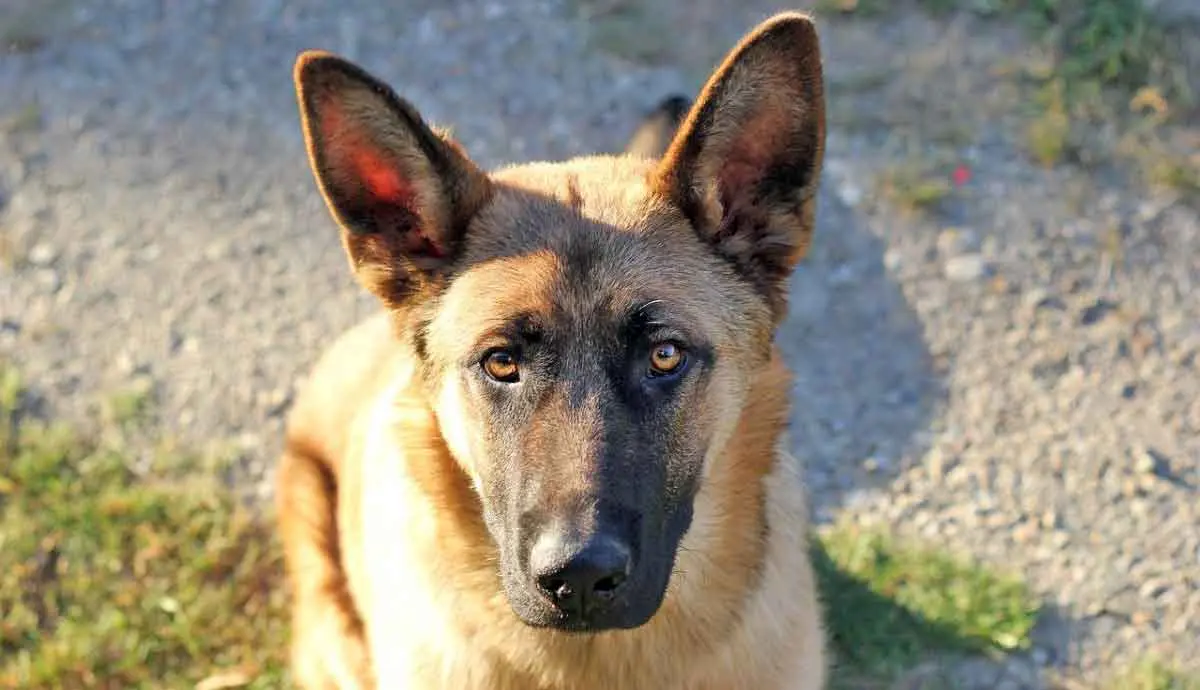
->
[507, 597, 662, 633]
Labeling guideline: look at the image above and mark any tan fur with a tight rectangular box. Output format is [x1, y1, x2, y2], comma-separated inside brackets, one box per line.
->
[277, 11, 829, 690]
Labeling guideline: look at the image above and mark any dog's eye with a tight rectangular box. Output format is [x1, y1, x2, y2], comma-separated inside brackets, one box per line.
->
[647, 342, 686, 377]
[482, 350, 520, 383]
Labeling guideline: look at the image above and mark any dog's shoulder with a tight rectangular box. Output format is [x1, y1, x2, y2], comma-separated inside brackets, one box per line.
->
[285, 310, 413, 474]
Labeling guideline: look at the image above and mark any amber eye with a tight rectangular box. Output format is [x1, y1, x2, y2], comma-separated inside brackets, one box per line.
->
[648, 342, 685, 377]
[482, 350, 520, 383]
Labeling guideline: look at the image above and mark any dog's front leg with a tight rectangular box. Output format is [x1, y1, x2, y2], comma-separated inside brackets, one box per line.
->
[276, 444, 375, 690]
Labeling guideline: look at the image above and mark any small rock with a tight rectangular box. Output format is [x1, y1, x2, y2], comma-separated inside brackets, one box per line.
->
[1128, 323, 1159, 359]
[988, 274, 1011, 294]
[883, 248, 903, 272]
[66, 114, 88, 135]
[861, 456, 890, 474]
[265, 387, 293, 416]
[1122, 477, 1143, 498]
[1023, 288, 1066, 312]
[943, 253, 989, 282]
[1132, 445, 1170, 477]
[926, 447, 956, 480]
[196, 669, 252, 690]
[34, 268, 61, 292]
[937, 227, 978, 256]
[137, 244, 162, 262]
[1139, 578, 1169, 600]
[1079, 298, 1119, 326]
[828, 262, 856, 286]
[236, 432, 260, 452]
[27, 242, 57, 266]
[1040, 509, 1060, 529]
[204, 239, 233, 261]
[835, 179, 863, 207]
[115, 353, 151, 376]
[1032, 354, 1071, 382]
[1136, 197, 1169, 222]
[1130, 498, 1151, 518]
[980, 235, 1000, 257]
[1013, 519, 1040, 544]
[1030, 647, 1051, 666]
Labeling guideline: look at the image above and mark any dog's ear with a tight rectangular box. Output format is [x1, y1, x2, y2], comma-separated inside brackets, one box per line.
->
[653, 12, 825, 317]
[294, 51, 493, 304]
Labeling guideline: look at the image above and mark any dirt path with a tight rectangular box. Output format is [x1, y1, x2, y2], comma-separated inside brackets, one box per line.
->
[1, 1, 1197, 687]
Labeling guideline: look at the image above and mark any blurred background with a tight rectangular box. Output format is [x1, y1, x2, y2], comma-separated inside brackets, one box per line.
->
[0, 1, 1197, 689]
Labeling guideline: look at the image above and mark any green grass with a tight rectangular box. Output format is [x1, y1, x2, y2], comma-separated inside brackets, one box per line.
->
[1, 364, 1044, 688]
[1002, 0, 1197, 183]
[815, 521, 1041, 685]
[874, 158, 956, 215]
[1003, 0, 1192, 105]
[876, 0, 1195, 104]
[0, 367, 289, 690]
[818, 0, 1198, 193]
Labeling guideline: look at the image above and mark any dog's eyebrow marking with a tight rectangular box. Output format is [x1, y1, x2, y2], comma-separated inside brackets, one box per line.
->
[637, 299, 664, 314]
[634, 299, 668, 327]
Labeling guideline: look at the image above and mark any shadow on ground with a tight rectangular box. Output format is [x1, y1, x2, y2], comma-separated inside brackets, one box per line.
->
[781, 184, 943, 520]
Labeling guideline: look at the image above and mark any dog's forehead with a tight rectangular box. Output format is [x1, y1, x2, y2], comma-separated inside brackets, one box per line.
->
[446, 156, 702, 316]
[436, 236, 700, 345]
[423, 155, 770, 359]
[486, 155, 660, 225]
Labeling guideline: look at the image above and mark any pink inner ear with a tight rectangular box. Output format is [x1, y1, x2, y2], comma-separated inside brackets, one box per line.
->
[312, 94, 448, 258]
[718, 110, 788, 203]
[317, 98, 415, 209]
[350, 147, 412, 207]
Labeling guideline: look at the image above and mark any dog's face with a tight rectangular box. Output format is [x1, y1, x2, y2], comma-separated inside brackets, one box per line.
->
[293, 12, 824, 633]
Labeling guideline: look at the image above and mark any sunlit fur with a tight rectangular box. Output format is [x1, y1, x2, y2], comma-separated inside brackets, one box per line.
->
[277, 11, 829, 690]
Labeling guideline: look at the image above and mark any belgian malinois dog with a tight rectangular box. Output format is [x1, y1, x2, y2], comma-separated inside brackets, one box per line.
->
[277, 10, 828, 689]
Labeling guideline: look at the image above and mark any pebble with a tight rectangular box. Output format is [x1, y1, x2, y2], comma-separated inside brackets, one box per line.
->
[34, 268, 61, 292]
[883, 248, 903, 272]
[1080, 298, 1119, 326]
[943, 253, 989, 281]
[1030, 647, 1050, 666]
[1132, 445, 1169, 477]
[937, 227, 978, 256]
[27, 242, 57, 266]
[1139, 578, 1169, 600]
[263, 387, 292, 417]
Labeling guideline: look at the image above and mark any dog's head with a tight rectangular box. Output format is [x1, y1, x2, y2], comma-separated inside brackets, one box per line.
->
[293, 12, 824, 633]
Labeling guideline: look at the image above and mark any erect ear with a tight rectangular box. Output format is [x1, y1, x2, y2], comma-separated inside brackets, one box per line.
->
[653, 12, 826, 319]
[294, 51, 493, 305]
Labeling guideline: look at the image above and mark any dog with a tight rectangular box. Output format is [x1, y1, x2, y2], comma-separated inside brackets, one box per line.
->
[275, 11, 828, 689]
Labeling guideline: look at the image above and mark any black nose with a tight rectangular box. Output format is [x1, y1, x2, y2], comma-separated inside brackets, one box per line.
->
[531, 532, 633, 617]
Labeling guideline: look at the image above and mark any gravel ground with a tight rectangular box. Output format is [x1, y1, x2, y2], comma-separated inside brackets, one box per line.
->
[1, 1, 1197, 687]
